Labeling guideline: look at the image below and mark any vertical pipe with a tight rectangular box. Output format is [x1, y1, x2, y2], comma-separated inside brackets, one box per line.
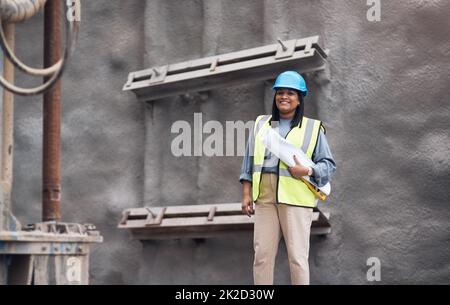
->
[43, 0, 62, 222]
[1, 22, 15, 230]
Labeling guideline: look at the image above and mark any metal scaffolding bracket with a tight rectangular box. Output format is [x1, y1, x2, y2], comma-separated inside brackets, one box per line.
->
[118, 203, 331, 240]
[144, 207, 166, 226]
[275, 38, 297, 59]
[149, 66, 169, 84]
[123, 35, 328, 101]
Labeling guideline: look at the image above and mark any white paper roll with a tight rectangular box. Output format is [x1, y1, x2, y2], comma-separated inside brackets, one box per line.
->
[260, 128, 331, 196]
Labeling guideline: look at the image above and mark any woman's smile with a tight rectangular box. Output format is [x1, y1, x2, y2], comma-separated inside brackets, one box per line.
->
[275, 88, 300, 118]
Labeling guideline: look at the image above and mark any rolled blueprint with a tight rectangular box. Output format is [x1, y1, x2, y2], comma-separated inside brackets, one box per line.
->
[260, 127, 331, 197]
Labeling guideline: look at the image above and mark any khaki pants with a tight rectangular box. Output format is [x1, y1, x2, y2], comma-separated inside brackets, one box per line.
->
[253, 173, 313, 285]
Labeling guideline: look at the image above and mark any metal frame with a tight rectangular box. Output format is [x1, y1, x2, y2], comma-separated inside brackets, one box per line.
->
[1, 223, 102, 284]
[123, 36, 328, 101]
[119, 203, 331, 240]
[0, 222, 102, 255]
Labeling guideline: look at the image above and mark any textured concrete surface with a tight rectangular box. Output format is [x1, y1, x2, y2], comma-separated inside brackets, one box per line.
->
[4, 0, 450, 284]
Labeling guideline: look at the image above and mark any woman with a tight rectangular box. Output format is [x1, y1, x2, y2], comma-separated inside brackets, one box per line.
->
[240, 71, 336, 285]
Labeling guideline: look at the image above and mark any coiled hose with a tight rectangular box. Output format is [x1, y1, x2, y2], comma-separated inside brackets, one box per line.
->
[0, 0, 78, 96]
[0, 0, 47, 23]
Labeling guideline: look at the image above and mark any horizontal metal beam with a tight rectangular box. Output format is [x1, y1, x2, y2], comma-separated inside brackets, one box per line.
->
[0, 230, 103, 243]
[0, 222, 102, 255]
[119, 203, 331, 240]
[123, 36, 328, 101]
[129, 226, 331, 240]
[0, 240, 91, 255]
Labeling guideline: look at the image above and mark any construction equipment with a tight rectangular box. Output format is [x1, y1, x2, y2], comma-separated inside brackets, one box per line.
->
[118, 203, 331, 240]
[0, 0, 102, 285]
[0, 222, 101, 284]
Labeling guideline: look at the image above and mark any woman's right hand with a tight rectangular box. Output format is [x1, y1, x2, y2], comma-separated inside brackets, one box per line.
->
[241, 194, 254, 217]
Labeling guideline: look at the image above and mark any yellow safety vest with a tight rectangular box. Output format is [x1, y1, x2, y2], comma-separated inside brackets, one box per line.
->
[252, 115, 322, 208]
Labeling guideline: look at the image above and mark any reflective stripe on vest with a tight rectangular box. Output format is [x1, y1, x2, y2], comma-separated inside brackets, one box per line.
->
[252, 115, 322, 208]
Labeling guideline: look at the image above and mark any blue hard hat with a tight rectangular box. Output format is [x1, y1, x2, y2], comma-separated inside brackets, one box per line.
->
[272, 71, 308, 97]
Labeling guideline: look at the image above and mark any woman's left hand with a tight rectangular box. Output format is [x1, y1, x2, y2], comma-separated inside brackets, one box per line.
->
[288, 155, 309, 179]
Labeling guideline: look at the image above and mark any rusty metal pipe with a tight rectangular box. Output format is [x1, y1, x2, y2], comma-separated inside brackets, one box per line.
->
[43, 0, 61, 222]
[1, 21, 14, 229]
[1, 22, 14, 193]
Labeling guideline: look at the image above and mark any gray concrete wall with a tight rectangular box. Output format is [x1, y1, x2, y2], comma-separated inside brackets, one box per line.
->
[7, 0, 450, 284]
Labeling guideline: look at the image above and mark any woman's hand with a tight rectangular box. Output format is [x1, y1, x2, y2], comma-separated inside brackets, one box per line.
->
[241, 181, 254, 217]
[241, 194, 254, 217]
[288, 155, 310, 179]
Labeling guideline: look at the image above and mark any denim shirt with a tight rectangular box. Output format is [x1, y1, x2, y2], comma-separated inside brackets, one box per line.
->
[239, 118, 336, 187]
